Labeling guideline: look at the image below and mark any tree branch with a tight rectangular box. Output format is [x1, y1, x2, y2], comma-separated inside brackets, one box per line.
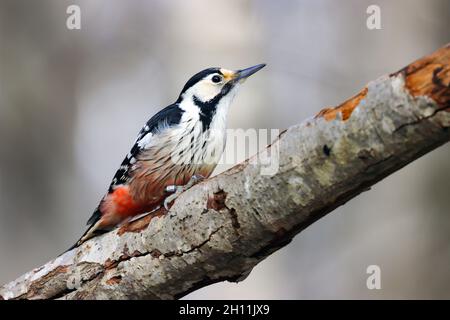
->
[1, 44, 449, 300]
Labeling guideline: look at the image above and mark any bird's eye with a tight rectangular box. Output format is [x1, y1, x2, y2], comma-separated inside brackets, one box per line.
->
[212, 75, 222, 83]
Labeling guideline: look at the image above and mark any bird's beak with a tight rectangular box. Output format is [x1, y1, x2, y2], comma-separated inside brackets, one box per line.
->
[234, 64, 266, 82]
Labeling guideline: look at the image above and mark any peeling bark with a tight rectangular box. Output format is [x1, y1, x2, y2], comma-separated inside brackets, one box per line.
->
[1, 44, 449, 300]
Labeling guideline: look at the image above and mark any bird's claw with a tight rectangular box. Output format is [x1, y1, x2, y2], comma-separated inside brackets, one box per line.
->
[164, 186, 183, 210]
[163, 175, 205, 210]
[185, 174, 205, 188]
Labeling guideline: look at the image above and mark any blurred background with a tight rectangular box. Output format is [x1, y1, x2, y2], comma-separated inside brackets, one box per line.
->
[0, 0, 449, 299]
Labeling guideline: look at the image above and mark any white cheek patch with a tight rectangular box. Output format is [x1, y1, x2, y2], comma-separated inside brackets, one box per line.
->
[192, 81, 221, 102]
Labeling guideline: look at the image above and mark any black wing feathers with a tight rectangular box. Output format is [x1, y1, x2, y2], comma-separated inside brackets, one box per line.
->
[86, 103, 184, 227]
[107, 103, 184, 192]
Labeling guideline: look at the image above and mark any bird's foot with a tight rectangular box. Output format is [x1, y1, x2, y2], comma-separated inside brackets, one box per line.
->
[164, 174, 205, 210]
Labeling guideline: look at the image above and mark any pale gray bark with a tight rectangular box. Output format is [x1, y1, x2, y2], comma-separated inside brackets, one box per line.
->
[1, 44, 449, 300]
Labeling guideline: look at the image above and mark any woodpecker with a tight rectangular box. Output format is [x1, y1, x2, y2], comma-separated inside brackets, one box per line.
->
[71, 64, 266, 249]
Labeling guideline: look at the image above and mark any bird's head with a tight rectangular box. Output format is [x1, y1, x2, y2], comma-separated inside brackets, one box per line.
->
[177, 64, 266, 105]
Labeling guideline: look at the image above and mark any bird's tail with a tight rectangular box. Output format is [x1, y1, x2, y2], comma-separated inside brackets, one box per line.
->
[62, 209, 109, 254]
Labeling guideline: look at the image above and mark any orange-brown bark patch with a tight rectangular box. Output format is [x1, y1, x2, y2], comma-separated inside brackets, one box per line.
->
[207, 190, 228, 211]
[316, 87, 368, 121]
[117, 206, 167, 236]
[104, 250, 143, 270]
[394, 45, 450, 109]
[26, 265, 69, 298]
[106, 275, 122, 285]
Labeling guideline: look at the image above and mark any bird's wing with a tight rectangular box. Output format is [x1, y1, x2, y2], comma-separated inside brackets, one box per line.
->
[86, 103, 185, 226]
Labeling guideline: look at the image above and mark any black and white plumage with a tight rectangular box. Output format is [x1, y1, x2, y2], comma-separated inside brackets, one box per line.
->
[73, 64, 266, 248]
